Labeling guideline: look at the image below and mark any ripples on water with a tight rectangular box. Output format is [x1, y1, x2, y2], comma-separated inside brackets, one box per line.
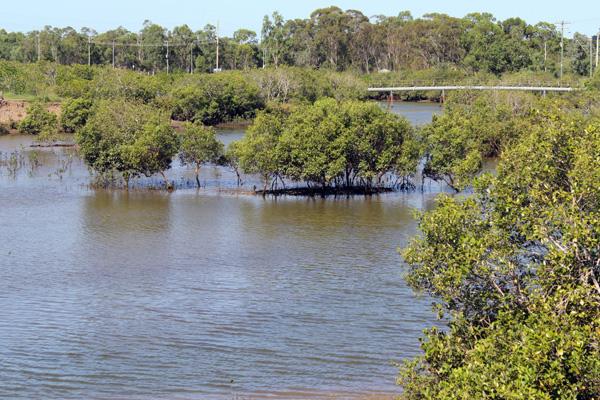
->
[0, 102, 443, 399]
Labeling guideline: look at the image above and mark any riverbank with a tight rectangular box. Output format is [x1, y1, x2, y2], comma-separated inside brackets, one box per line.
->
[0, 99, 61, 126]
[1, 99, 253, 134]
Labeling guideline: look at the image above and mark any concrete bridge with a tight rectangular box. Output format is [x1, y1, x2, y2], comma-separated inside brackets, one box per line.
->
[368, 84, 577, 100]
[368, 85, 575, 93]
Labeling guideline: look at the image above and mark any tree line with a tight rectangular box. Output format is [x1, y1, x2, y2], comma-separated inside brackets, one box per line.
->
[0, 61, 372, 124]
[0, 8, 598, 76]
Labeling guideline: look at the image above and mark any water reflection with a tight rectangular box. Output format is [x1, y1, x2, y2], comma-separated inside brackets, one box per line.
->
[380, 101, 442, 126]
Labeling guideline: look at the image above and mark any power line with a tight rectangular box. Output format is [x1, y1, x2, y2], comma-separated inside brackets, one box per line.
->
[90, 40, 209, 47]
[82, 38, 218, 70]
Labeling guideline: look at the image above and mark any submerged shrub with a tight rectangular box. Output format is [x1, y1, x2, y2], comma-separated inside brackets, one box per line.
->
[178, 123, 224, 187]
[76, 99, 179, 187]
[233, 99, 420, 192]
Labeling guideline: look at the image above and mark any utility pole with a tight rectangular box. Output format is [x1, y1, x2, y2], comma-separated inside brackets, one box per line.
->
[544, 41, 547, 72]
[591, 36, 594, 77]
[112, 41, 115, 68]
[166, 40, 170, 74]
[87, 35, 91, 66]
[558, 21, 566, 81]
[190, 43, 193, 74]
[260, 32, 265, 69]
[215, 22, 220, 72]
[596, 30, 600, 72]
[36, 33, 41, 62]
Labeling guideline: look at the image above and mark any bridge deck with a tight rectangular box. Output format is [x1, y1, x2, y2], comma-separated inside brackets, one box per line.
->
[368, 85, 575, 92]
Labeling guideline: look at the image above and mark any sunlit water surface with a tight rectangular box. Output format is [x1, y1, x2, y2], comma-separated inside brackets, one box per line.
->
[0, 102, 443, 399]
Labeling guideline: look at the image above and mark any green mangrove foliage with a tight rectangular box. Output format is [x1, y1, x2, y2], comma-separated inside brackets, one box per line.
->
[233, 99, 419, 192]
[178, 123, 224, 187]
[60, 97, 93, 133]
[170, 72, 264, 125]
[0, 60, 26, 94]
[225, 140, 243, 186]
[400, 104, 600, 399]
[422, 91, 535, 190]
[17, 102, 58, 135]
[0, 62, 372, 126]
[76, 99, 178, 187]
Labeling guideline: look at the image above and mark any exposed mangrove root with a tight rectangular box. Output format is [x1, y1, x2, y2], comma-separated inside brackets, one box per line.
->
[30, 143, 76, 148]
[255, 185, 398, 197]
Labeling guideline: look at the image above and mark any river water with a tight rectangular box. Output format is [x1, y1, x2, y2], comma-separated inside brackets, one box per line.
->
[0, 102, 442, 399]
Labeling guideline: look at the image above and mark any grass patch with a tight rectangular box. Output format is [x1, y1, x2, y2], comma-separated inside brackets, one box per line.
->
[2, 92, 63, 102]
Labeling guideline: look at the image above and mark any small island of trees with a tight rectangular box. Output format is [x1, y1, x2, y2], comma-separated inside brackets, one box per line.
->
[68, 96, 420, 195]
[231, 99, 419, 194]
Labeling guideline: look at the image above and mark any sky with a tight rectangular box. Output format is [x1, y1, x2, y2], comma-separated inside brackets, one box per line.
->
[1, 0, 599, 37]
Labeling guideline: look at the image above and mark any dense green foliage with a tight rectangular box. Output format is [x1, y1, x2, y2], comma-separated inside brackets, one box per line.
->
[0, 61, 378, 125]
[233, 99, 419, 192]
[60, 97, 93, 132]
[422, 91, 535, 190]
[76, 99, 178, 186]
[178, 123, 224, 187]
[400, 101, 600, 398]
[170, 72, 263, 124]
[17, 102, 58, 135]
[0, 10, 597, 77]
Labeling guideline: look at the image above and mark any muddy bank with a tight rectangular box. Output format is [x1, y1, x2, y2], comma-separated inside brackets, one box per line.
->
[0, 100, 61, 125]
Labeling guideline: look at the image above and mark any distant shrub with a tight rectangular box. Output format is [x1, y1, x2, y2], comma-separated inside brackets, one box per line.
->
[56, 65, 96, 98]
[60, 98, 93, 133]
[170, 72, 264, 125]
[18, 102, 58, 135]
[92, 68, 167, 103]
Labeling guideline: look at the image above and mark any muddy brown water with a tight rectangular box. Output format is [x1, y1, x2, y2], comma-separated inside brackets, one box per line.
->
[0, 102, 443, 399]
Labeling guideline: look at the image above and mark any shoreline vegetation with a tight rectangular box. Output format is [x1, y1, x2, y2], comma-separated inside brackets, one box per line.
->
[1, 70, 599, 196]
[1, 5, 598, 197]
[1, 8, 598, 196]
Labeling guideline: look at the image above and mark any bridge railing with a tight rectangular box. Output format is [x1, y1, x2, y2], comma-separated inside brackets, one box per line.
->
[370, 79, 581, 88]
